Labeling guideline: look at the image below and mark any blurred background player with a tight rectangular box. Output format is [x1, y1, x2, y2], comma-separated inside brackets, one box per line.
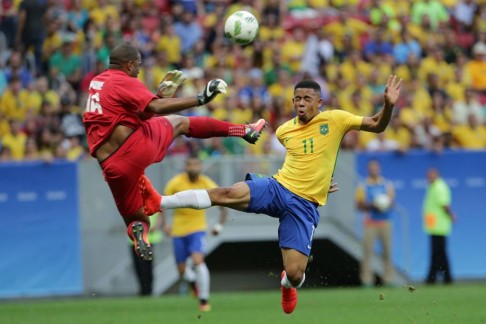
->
[423, 167, 456, 284]
[140, 75, 402, 314]
[356, 159, 396, 287]
[128, 211, 163, 297]
[162, 156, 227, 312]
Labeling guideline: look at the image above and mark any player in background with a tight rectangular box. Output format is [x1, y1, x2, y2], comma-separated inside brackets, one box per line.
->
[162, 156, 227, 312]
[82, 43, 266, 261]
[356, 159, 396, 287]
[140, 75, 402, 314]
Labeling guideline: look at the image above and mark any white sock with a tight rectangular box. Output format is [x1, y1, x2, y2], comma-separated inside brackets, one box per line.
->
[195, 263, 210, 300]
[161, 190, 212, 210]
[281, 271, 306, 289]
[183, 266, 196, 282]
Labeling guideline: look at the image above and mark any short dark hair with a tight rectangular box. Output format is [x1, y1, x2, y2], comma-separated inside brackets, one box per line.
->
[109, 43, 139, 67]
[294, 79, 321, 93]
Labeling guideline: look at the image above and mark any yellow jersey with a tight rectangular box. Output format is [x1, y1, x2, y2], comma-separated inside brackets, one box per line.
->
[273, 110, 363, 206]
[164, 173, 218, 237]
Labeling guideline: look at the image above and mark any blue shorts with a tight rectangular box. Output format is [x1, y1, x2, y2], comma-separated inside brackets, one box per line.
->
[172, 231, 206, 264]
[245, 173, 320, 256]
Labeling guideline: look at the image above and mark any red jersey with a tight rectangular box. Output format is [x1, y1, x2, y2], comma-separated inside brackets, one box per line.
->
[82, 69, 157, 156]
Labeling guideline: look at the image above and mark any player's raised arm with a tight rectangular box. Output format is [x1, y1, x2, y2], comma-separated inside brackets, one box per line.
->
[146, 79, 228, 115]
[360, 75, 402, 133]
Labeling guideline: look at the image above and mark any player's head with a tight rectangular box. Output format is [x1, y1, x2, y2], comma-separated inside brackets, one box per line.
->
[292, 80, 323, 124]
[367, 159, 381, 178]
[109, 43, 142, 78]
[427, 167, 439, 183]
[185, 155, 202, 179]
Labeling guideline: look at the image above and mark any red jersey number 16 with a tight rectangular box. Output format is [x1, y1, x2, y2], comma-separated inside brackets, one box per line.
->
[85, 92, 103, 114]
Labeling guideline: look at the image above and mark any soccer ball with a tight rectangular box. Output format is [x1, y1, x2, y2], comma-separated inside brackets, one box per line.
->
[224, 11, 259, 45]
[373, 194, 391, 212]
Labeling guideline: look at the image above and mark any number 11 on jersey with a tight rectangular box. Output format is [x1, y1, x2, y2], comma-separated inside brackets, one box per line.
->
[302, 138, 314, 154]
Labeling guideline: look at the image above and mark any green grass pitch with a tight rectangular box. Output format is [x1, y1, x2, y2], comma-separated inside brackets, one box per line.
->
[1, 283, 486, 324]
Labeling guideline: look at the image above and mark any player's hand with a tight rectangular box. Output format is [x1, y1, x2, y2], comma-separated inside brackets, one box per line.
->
[328, 178, 340, 194]
[211, 223, 224, 236]
[157, 70, 186, 98]
[197, 79, 227, 106]
[384, 75, 403, 107]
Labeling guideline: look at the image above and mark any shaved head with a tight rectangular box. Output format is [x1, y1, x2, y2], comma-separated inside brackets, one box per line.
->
[109, 43, 140, 68]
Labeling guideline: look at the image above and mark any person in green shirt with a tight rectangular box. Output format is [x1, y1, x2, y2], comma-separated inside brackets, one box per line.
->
[423, 168, 456, 284]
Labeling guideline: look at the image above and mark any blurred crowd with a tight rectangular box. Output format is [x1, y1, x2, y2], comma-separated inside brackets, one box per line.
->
[0, 0, 485, 162]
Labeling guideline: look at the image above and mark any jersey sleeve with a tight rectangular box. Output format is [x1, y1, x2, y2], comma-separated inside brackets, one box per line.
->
[115, 77, 158, 113]
[331, 109, 363, 134]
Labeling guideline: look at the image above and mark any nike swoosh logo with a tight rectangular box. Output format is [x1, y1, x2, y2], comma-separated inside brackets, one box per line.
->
[206, 85, 214, 97]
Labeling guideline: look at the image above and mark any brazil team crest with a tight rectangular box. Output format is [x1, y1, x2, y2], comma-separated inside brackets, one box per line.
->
[320, 124, 329, 135]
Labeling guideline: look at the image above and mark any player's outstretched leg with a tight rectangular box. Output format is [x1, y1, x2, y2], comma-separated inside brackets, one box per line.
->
[184, 116, 268, 144]
[242, 119, 267, 144]
[280, 271, 298, 314]
[139, 175, 162, 216]
[128, 221, 153, 261]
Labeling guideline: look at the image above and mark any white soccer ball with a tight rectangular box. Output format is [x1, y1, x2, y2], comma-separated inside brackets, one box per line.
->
[373, 194, 391, 212]
[224, 11, 259, 45]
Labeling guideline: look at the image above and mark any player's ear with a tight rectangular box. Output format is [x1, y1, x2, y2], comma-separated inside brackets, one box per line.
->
[126, 60, 134, 71]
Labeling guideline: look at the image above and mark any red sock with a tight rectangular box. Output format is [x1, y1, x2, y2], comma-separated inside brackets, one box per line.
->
[188, 116, 246, 138]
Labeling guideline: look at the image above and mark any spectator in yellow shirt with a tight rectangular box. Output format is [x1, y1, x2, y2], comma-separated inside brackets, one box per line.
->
[385, 115, 412, 152]
[281, 27, 307, 73]
[452, 114, 486, 149]
[324, 11, 369, 55]
[155, 24, 182, 67]
[26, 76, 60, 115]
[259, 13, 285, 42]
[418, 48, 454, 86]
[0, 76, 31, 121]
[1, 120, 27, 160]
[89, 0, 119, 27]
[467, 42, 486, 94]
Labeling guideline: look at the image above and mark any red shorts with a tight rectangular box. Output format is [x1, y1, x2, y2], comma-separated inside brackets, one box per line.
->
[100, 117, 174, 217]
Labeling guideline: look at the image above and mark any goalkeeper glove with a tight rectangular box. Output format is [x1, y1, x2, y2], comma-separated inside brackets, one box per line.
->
[157, 70, 186, 98]
[196, 79, 227, 106]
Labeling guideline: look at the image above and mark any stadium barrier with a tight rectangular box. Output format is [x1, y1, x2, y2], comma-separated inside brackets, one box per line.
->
[0, 161, 82, 298]
[1, 150, 485, 298]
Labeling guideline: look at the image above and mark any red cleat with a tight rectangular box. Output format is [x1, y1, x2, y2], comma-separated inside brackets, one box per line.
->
[128, 221, 153, 261]
[281, 271, 297, 314]
[139, 175, 162, 216]
[242, 118, 267, 144]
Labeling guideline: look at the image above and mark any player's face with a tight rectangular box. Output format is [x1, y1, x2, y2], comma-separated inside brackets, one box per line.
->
[368, 161, 380, 177]
[292, 88, 323, 124]
[186, 158, 202, 178]
[427, 168, 438, 183]
[127, 54, 142, 78]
